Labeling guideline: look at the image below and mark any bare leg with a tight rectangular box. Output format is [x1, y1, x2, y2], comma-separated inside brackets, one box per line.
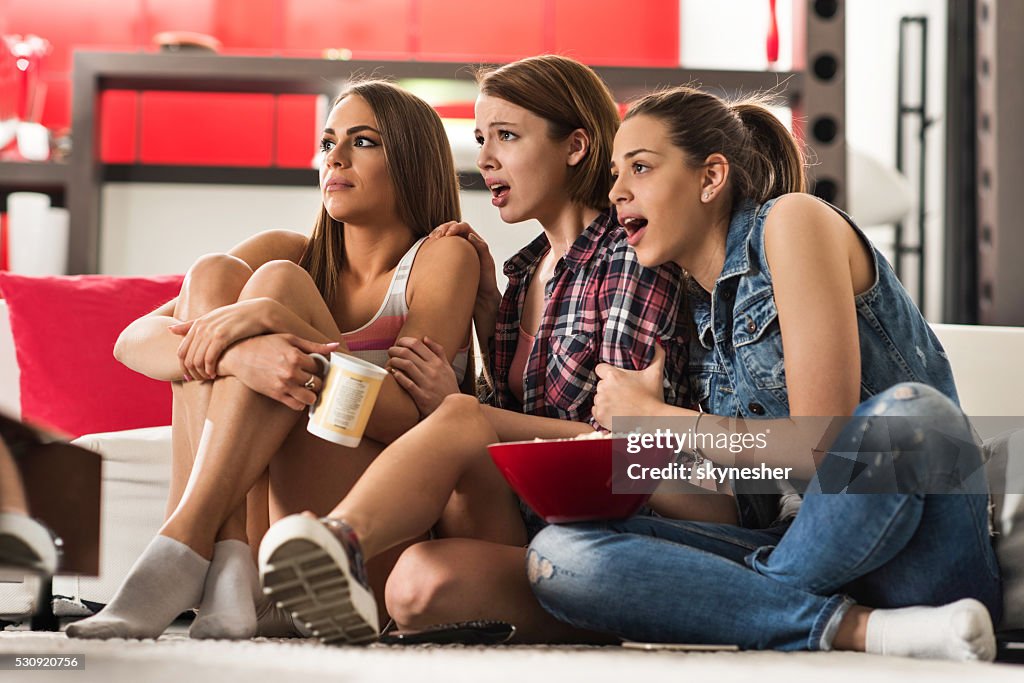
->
[169, 254, 254, 547]
[328, 392, 592, 557]
[385, 539, 614, 643]
[332, 394, 529, 559]
[68, 261, 345, 640]
[480, 404, 592, 443]
[834, 605, 870, 651]
[246, 470, 270, 561]
[269, 426, 421, 626]
[258, 397, 525, 643]
[163, 261, 343, 558]
[260, 395, 587, 643]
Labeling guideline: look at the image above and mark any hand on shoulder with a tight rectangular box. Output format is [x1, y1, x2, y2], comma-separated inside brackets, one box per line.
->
[415, 230, 480, 278]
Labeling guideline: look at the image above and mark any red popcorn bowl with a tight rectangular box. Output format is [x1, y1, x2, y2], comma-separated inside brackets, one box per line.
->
[487, 436, 653, 523]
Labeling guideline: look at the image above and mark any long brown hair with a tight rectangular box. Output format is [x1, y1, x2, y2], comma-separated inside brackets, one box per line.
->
[476, 55, 619, 211]
[299, 80, 461, 308]
[626, 86, 806, 205]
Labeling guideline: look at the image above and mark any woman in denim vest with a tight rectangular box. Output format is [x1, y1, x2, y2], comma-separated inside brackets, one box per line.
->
[526, 86, 1001, 661]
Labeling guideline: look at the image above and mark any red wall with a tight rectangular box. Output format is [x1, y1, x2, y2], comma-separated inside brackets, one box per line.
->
[1, 0, 679, 166]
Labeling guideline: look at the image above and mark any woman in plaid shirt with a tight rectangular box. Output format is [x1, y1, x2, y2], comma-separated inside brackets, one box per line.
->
[257, 55, 690, 644]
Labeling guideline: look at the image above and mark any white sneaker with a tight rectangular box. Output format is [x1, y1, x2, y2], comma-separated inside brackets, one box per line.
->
[258, 514, 379, 645]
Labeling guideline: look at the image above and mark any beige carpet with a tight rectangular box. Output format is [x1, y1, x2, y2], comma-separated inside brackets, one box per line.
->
[1, 630, 1022, 683]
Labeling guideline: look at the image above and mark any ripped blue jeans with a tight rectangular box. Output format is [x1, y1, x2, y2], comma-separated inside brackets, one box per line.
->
[527, 383, 1002, 650]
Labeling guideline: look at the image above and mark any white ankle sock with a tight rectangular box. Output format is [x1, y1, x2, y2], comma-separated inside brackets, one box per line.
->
[66, 535, 208, 640]
[190, 540, 258, 640]
[865, 598, 996, 662]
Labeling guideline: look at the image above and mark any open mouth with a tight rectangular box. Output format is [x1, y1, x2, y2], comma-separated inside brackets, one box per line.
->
[489, 183, 510, 207]
[621, 216, 649, 246]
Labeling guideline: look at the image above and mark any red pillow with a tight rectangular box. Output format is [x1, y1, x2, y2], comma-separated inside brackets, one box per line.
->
[0, 273, 183, 437]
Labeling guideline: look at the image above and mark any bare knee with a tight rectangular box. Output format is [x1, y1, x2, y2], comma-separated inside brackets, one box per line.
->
[385, 543, 461, 630]
[177, 253, 253, 319]
[429, 395, 497, 448]
[240, 259, 314, 300]
[434, 394, 489, 430]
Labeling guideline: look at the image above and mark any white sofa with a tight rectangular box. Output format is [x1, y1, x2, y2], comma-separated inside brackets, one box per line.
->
[4, 300, 1023, 419]
[1, 300, 1023, 620]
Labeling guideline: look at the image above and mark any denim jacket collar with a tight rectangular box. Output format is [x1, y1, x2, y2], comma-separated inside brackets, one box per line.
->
[692, 200, 759, 350]
[717, 199, 759, 282]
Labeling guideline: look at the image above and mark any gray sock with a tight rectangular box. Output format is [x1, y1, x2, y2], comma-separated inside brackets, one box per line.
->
[66, 535, 208, 640]
[865, 598, 996, 662]
[190, 540, 258, 640]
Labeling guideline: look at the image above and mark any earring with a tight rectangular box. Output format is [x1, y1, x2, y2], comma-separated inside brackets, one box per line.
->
[702, 192, 711, 201]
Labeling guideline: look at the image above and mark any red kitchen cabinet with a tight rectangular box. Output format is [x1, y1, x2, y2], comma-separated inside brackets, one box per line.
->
[418, 0, 546, 62]
[278, 0, 414, 59]
[99, 90, 138, 163]
[275, 94, 320, 168]
[552, 0, 678, 66]
[138, 91, 275, 166]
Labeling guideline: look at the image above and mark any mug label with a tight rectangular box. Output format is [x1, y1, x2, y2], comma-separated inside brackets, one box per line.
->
[306, 351, 388, 447]
[330, 376, 369, 430]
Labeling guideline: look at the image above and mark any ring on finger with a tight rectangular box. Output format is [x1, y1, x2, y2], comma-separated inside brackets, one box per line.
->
[303, 374, 316, 390]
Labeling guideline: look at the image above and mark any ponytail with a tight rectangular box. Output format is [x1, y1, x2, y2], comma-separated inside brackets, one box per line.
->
[626, 87, 806, 205]
[731, 100, 806, 202]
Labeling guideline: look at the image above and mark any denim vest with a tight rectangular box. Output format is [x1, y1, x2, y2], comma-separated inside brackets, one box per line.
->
[687, 197, 959, 527]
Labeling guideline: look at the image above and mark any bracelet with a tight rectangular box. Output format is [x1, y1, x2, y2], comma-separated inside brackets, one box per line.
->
[672, 408, 707, 469]
[691, 408, 707, 468]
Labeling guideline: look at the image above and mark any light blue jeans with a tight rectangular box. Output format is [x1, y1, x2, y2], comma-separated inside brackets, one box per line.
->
[527, 383, 1003, 650]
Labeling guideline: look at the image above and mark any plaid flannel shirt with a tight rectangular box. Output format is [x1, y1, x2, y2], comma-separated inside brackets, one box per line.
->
[484, 208, 689, 424]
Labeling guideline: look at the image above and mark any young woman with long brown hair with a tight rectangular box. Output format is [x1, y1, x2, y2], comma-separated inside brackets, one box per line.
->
[66, 80, 478, 641]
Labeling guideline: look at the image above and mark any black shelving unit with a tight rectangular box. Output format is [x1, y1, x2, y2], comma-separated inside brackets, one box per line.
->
[895, 16, 933, 311]
[0, 161, 70, 208]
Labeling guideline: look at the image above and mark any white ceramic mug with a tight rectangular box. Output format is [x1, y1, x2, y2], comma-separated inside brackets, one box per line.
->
[306, 352, 388, 447]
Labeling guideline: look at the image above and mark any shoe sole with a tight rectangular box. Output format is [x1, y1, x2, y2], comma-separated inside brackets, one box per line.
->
[259, 516, 379, 645]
